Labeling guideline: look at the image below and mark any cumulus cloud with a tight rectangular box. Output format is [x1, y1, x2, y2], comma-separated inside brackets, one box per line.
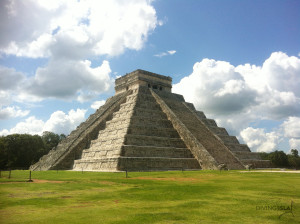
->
[154, 50, 176, 57]
[289, 139, 300, 149]
[0, 106, 30, 120]
[0, 66, 26, 106]
[0, 0, 159, 104]
[0, 116, 45, 136]
[0, 108, 87, 136]
[240, 127, 280, 152]
[173, 52, 300, 152]
[26, 60, 112, 100]
[282, 117, 300, 138]
[0, 0, 159, 58]
[173, 59, 257, 116]
[91, 100, 105, 110]
[0, 66, 25, 90]
[43, 109, 87, 134]
[281, 117, 300, 150]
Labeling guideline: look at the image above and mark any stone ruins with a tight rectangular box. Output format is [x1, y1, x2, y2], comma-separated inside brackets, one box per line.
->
[30, 69, 270, 171]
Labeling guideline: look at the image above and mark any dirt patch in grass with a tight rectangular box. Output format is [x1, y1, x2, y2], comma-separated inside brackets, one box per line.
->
[0, 179, 67, 184]
[240, 170, 300, 173]
[130, 177, 201, 182]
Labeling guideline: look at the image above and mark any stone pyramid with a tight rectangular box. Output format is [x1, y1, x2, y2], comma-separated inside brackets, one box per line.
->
[30, 70, 270, 171]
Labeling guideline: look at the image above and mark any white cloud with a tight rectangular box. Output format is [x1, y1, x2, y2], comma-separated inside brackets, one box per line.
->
[173, 58, 257, 116]
[26, 59, 112, 100]
[0, 66, 25, 90]
[289, 138, 300, 149]
[240, 127, 280, 152]
[43, 109, 87, 135]
[0, 0, 159, 106]
[154, 50, 176, 57]
[173, 52, 300, 152]
[0, 116, 45, 136]
[0, 0, 159, 58]
[282, 117, 300, 138]
[0, 108, 87, 136]
[0, 106, 30, 120]
[91, 100, 105, 110]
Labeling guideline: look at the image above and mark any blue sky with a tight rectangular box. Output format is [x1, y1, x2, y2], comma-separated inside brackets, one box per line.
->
[0, 0, 300, 153]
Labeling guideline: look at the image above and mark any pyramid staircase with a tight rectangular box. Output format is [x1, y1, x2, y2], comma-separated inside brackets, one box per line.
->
[73, 87, 200, 171]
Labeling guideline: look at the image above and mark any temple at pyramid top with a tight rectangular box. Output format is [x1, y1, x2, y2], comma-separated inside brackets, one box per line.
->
[31, 69, 271, 171]
[115, 69, 172, 94]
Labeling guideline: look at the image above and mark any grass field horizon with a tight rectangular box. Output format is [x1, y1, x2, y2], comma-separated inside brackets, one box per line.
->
[0, 170, 299, 224]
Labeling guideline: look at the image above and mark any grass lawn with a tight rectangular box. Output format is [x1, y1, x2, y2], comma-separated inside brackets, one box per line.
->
[0, 170, 299, 224]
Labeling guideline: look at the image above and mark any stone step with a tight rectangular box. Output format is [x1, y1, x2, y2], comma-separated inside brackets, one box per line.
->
[217, 135, 240, 144]
[199, 118, 218, 127]
[107, 116, 174, 128]
[225, 143, 251, 152]
[121, 145, 194, 158]
[127, 126, 179, 138]
[195, 111, 206, 119]
[124, 134, 187, 148]
[81, 148, 122, 159]
[240, 159, 272, 168]
[156, 90, 185, 101]
[233, 151, 262, 160]
[113, 107, 167, 120]
[208, 126, 228, 135]
[120, 101, 160, 110]
[185, 102, 196, 110]
[126, 93, 156, 103]
[98, 126, 128, 137]
[118, 157, 201, 171]
[82, 144, 123, 153]
[105, 117, 131, 126]
[95, 128, 128, 140]
[73, 158, 119, 171]
[73, 157, 201, 171]
[111, 110, 133, 119]
[89, 137, 125, 148]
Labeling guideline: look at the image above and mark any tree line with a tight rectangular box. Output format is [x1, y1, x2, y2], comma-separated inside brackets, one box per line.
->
[0, 132, 299, 170]
[0, 132, 66, 169]
[260, 149, 300, 169]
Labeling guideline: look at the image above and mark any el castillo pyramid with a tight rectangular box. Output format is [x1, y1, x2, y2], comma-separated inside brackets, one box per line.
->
[30, 69, 270, 171]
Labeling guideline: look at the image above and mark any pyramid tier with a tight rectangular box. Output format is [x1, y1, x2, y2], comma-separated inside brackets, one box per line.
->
[73, 158, 119, 171]
[121, 145, 194, 158]
[118, 157, 201, 171]
[73, 157, 201, 171]
[120, 101, 161, 110]
[207, 126, 229, 135]
[240, 159, 272, 168]
[232, 151, 262, 160]
[106, 116, 174, 128]
[124, 134, 187, 148]
[127, 126, 180, 138]
[224, 143, 251, 152]
[217, 135, 240, 144]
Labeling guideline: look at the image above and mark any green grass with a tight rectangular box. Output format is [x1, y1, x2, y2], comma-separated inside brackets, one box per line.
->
[0, 170, 299, 224]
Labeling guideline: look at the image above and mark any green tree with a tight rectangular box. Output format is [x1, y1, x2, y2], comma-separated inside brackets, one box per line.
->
[0, 132, 64, 169]
[42, 131, 60, 151]
[288, 149, 300, 169]
[268, 150, 289, 167]
[291, 149, 299, 157]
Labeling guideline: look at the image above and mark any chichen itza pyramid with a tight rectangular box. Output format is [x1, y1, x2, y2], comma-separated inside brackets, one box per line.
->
[30, 69, 270, 171]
